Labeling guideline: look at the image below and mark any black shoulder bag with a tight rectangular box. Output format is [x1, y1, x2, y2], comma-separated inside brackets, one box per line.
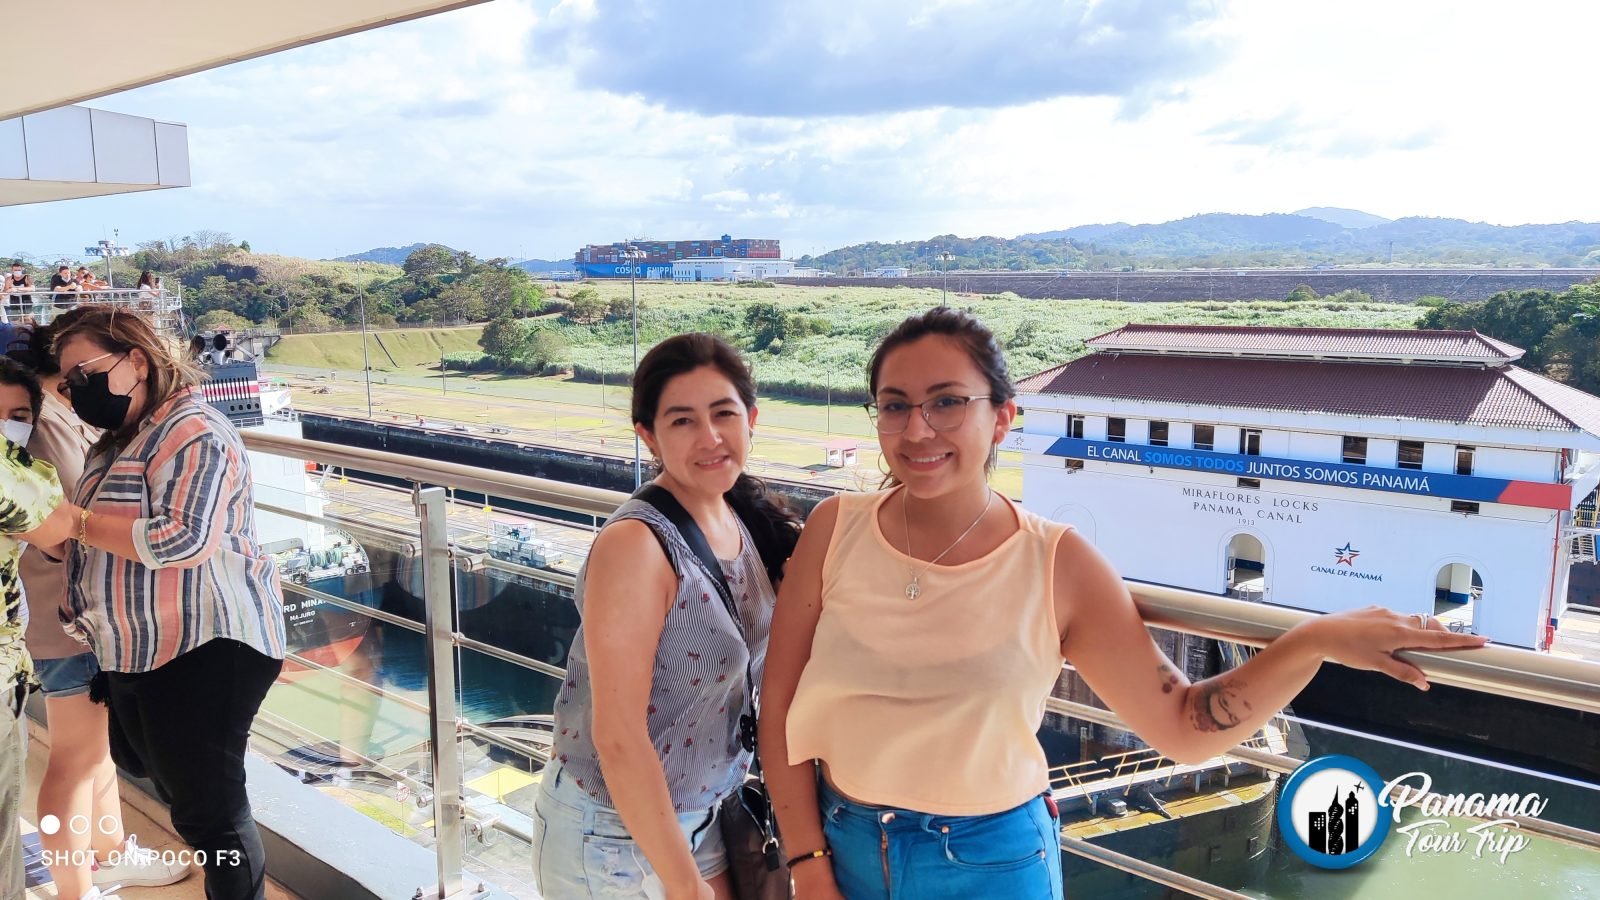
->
[633, 484, 792, 900]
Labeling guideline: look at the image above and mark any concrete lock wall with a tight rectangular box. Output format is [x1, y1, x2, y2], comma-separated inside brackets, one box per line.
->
[779, 270, 1596, 303]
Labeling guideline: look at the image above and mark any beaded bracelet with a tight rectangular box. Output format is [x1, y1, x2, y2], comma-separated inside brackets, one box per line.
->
[785, 847, 832, 868]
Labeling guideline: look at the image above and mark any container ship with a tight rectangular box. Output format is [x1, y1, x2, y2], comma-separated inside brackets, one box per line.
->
[574, 235, 779, 279]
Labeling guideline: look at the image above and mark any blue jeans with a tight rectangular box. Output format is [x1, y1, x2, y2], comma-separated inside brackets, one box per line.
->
[820, 780, 1063, 900]
[34, 651, 100, 697]
[532, 763, 727, 898]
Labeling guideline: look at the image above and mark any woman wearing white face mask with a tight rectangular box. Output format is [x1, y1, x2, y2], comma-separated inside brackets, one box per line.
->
[0, 356, 71, 897]
[2, 263, 34, 325]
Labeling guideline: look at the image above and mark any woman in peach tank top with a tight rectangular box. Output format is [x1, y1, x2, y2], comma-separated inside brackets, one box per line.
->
[759, 308, 1487, 900]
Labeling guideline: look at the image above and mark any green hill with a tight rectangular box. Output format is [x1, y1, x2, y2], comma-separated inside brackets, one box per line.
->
[267, 326, 485, 371]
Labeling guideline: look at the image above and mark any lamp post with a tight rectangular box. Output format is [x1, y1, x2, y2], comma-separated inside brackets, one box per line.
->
[939, 250, 953, 305]
[623, 245, 646, 487]
[82, 232, 129, 289]
[356, 263, 372, 418]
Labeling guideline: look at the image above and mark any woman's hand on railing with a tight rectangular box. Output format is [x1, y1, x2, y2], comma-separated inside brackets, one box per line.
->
[1299, 605, 1489, 691]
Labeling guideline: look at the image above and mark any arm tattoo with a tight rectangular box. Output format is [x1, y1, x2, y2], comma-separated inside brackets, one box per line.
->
[1189, 677, 1252, 733]
[1158, 663, 1180, 695]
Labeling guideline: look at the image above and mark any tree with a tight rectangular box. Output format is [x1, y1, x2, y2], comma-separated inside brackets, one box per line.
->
[744, 301, 786, 350]
[480, 317, 529, 366]
[194, 310, 254, 332]
[238, 239, 251, 253]
[607, 293, 647, 320]
[1323, 289, 1374, 304]
[430, 283, 485, 322]
[525, 329, 569, 370]
[403, 244, 457, 281]
[1285, 284, 1318, 303]
[566, 288, 606, 325]
[190, 229, 234, 256]
[285, 299, 335, 331]
[477, 268, 544, 319]
[1416, 286, 1600, 394]
[1007, 318, 1042, 349]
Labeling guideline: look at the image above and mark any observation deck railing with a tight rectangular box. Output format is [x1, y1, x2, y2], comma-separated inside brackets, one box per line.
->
[238, 431, 1600, 899]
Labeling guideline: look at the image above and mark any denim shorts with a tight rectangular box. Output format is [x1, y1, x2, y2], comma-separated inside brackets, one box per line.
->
[33, 652, 100, 698]
[819, 780, 1063, 900]
[532, 763, 726, 898]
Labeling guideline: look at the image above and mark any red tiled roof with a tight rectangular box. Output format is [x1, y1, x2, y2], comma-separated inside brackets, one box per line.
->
[1084, 324, 1524, 363]
[1016, 354, 1600, 433]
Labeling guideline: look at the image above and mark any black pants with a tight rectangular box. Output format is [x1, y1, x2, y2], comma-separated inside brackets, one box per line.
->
[104, 639, 283, 900]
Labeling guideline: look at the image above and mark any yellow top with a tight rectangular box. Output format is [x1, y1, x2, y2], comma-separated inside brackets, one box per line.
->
[786, 487, 1069, 815]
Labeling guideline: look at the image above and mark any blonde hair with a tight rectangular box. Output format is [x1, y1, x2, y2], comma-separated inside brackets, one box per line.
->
[51, 304, 203, 452]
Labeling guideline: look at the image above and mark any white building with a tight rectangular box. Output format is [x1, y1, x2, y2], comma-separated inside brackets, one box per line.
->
[671, 257, 796, 282]
[870, 266, 910, 278]
[1012, 324, 1600, 650]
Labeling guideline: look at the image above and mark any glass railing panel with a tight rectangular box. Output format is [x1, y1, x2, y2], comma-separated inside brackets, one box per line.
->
[246, 463, 441, 850]
[1235, 716, 1600, 900]
[446, 497, 595, 895]
[1045, 671, 1600, 900]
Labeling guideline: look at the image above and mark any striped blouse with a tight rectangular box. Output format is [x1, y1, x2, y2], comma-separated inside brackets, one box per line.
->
[64, 387, 286, 673]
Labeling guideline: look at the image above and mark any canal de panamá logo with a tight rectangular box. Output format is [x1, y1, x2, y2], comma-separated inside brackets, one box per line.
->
[1279, 755, 1391, 869]
[1281, 755, 1546, 869]
[1311, 541, 1382, 582]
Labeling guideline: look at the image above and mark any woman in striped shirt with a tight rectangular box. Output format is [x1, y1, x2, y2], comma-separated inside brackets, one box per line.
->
[46, 306, 286, 900]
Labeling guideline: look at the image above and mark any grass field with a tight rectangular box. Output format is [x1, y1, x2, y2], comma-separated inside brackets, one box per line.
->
[263, 283, 1426, 499]
[268, 282, 1427, 400]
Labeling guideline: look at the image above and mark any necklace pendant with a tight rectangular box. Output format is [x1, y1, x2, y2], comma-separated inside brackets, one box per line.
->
[905, 581, 921, 601]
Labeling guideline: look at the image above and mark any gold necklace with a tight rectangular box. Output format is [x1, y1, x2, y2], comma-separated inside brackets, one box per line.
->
[901, 488, 993, 600]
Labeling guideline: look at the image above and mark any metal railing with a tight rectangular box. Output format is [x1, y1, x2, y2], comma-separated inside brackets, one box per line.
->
[1, 287, 186, 334]
[239, 431, 1600, 899]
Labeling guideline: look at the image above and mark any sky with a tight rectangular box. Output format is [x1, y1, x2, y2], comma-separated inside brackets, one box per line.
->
[4, 0, 1598, 263]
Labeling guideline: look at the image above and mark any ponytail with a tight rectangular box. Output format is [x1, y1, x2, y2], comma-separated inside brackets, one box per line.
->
[725, 473, 801, 587]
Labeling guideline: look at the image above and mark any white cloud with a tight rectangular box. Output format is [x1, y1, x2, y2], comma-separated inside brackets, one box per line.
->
[3, 0, 1597, 263]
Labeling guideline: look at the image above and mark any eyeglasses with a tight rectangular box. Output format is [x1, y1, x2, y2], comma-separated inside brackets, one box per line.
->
[864, 395, 992, 434]
[62, 352, 123, 393]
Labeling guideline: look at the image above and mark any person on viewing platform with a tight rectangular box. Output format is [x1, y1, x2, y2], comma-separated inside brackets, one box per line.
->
[47, 266, 80, 323]
[44, 306, 286, 900]
[759, 307, 1490, 900]
[533, 333, 801, 900]
[0, 358, 76, 897]
[76, 268, 105, 296]
[3, 262, 34, 324]
[8, 322, 190, 899]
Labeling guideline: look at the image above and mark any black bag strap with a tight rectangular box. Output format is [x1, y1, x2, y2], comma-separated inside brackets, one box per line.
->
[631, 483, 785, 869]
[632, 484, 760, 745]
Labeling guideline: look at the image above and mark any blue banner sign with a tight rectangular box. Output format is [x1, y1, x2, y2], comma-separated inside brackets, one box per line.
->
[1009, 434, 1569, 509]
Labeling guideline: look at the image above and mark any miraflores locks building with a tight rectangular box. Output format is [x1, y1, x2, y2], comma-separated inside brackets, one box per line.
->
[1010, 325, 1600, 650]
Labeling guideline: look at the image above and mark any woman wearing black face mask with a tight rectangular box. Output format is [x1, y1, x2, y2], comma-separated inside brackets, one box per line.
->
[46, 306, 286, 900]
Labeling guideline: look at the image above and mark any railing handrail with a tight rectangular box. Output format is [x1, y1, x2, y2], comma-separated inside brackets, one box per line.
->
[242, 430, 1600, 717]
[244, 431, 626, 519]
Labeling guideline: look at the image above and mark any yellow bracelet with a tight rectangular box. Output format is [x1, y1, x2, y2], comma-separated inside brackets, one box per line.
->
[77, 507, 92, 545]
[786, 847, 831, 868]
